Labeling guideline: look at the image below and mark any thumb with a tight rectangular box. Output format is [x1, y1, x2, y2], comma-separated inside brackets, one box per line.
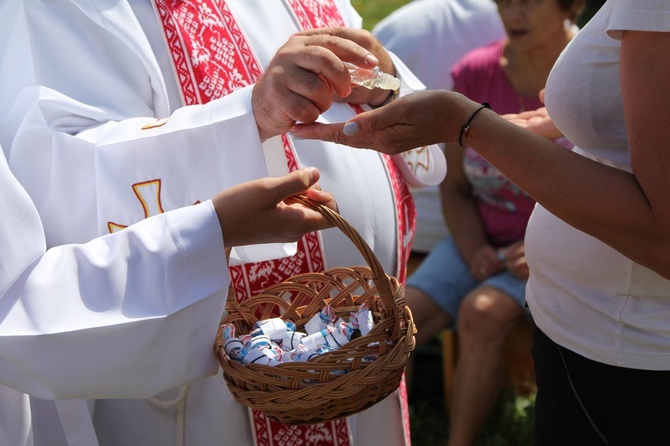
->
[342, 106, 393, 136]
[269, 167, 320, 201]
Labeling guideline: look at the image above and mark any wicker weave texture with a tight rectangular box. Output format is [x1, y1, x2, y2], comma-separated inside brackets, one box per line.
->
[215, 196, 416, 425]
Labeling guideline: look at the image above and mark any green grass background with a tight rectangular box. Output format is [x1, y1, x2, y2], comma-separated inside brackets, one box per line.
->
[352, 0, 412, 30]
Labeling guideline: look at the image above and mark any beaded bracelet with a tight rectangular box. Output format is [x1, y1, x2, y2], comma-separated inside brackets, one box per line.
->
[458, 102, 490, 148]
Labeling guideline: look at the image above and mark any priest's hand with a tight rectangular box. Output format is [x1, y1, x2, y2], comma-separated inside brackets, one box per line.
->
[292, 27, 396, 108]
[212, 167, 337, 247]
[252, 32, 382, 141]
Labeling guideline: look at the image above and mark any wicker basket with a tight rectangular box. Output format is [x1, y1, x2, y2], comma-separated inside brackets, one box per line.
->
[215, 195, 416, 425]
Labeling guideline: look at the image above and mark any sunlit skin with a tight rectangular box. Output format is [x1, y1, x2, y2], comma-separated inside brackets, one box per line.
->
[501, 90, 563, 139]
[213, 167, 337, 247]
[252, 27, 396, 142]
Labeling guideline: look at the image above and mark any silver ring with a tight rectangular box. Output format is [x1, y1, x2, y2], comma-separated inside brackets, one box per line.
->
[497, 251, 506, 262]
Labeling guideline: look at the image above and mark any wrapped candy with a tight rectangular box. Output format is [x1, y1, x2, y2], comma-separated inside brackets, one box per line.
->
[350, 303, 374, 336]
[239, 333, 272, 359]
[322, 323, 352, 350]
[282, 330, 307, 351]
[219, 323, 243, 360]
[300, 330, 327, 351]
[282, 344, 307, 363]
[256, 318, 296, 342]
[242, 346, 282, 366]
[230, 302, 373, 367]
[285, 345, 333, 366]
[301, 323, 352, 351]
[285, 345, 321, 363]
[304, 305, 335, 334]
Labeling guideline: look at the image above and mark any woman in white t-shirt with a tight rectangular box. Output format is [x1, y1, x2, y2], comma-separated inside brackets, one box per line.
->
[293, 0, 670, 443]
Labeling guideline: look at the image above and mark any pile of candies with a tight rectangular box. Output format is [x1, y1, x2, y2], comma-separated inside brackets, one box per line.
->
[220, 304, 375, 367]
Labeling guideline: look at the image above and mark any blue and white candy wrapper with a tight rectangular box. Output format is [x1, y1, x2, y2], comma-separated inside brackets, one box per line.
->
[242, 346, 282, 366]
[239, 334, 272, 359]
[304, 305, 335, 334]
[282, 330, 307, 350]
[220, 323, 244, 360]
[351, 303, 374, 336]
[322, 324, 351, 350]
[282, 345, 307, 363]
[228, 303, 376, 367]
[301, 324, 352, 351]
[316, 345, 334, 355]
[256, 318, 296, 342]
[249, 327, 265, 337]
[295, 349, 320, 363]
[300, 330, 327, 351]
[286, 345, 325, 363]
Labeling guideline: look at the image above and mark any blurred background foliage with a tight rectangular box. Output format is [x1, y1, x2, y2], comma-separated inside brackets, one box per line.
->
[353, 0, 605, 31]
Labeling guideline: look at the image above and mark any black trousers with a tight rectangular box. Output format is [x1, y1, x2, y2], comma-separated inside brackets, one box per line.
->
[532, 325, 670, 446]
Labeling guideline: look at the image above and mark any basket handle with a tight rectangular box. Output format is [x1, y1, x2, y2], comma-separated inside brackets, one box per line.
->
[284, 195, 386, 278]
[284, 195, 400, 314]
[224, 195, 400, 315]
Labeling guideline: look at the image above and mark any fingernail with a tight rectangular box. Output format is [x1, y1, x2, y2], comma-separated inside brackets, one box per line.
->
[365, 54, 379, 65]
[288, 132, 304, 141]
[304, 166, 318, 178]
[343, 122, 359, 136]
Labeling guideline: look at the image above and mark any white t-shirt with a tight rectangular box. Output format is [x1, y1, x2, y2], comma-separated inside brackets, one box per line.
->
[526, 0, 670, 370]
[373, 0, 505, 252]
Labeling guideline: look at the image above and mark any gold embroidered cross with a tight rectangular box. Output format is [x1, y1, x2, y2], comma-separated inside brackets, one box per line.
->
[107, 179, 165, 233]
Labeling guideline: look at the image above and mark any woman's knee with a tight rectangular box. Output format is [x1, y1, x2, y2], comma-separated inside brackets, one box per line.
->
[458, 287, 524, 336]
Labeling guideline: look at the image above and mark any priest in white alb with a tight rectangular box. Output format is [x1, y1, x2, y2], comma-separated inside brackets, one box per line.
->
[0, 1, 446, 445]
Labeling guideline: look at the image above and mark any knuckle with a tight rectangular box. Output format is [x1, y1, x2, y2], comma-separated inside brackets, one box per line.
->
[300, 72, 328, 93]
[292, 168, 310, 186]
[332, 131, 348, 146]
[294, 106, 321, 125]
[357, 29, 375, 47]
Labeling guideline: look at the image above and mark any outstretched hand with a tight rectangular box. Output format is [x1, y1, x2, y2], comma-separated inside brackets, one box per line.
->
[212, 167, 337, 247]
[501, 107, 563, 141]
[291, 90, 475, 154]
[501, 89, 563, 140]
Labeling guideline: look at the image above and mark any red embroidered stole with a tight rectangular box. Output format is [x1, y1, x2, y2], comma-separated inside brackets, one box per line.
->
[285, 0, 416, 285]
[153, 1, 414, 444]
